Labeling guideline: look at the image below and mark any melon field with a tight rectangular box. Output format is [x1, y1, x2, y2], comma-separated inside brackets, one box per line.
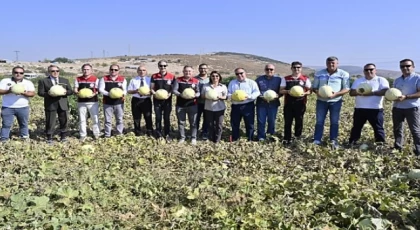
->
[1, 77, 420, 229]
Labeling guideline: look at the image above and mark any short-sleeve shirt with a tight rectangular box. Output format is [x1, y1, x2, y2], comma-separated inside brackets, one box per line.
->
[0, 78, 35, 108]
[393, 73, 420, 109]
[201, 83, 227, 111]
[128, 76, 152, 99]
[312, 68, 350, 102]
[351, 76, 389, 109]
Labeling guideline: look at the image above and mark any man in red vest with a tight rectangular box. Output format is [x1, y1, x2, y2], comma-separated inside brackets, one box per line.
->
[280, 61, 312, 145]
[73, 63, 101, 141]
[99, 64, 127, 137]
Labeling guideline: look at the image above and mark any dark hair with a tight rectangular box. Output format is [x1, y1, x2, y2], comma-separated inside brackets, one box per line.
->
[183, 65, 193, 70]
[199, 63, 207, 69]
[48, 64, 60, 71]
[12, 66, 24, 73]
[81, 63, 92, 69]
[326, 56, 339, 62]
[109, 64, 120, 70]
[400, 59, 415, 67]
[209, 71, 222, 84]
[291, 61, 302, 67]
[364, 63, 376, 68]
[158, 60, 167, 66]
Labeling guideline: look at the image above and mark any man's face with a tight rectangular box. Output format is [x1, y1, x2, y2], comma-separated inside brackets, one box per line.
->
[109, 65, 119, 77]
[264, 65, 275, 77]
[363, 65, 376, 78]
[291, 64, 302, 75]
[183, 67, 193, 78]
[137, 67, 147, 76]
[49, 67, 60, 78]
[235, 69, 246, 81]
[12, 68, 24, 81]
[82, 66, 92, 77]
[199, 65, 208, 75]
[400, 60, 415, 75]
[158, 62, 167, 73]
[326, 60, 338, 72]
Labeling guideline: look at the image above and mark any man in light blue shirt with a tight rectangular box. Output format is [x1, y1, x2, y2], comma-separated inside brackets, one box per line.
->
[227, 68, 260, 141]
[311, 56, 350, 148]
[391, 59, 420, 156]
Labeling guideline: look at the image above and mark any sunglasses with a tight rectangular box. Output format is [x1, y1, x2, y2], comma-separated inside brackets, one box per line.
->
[265, 68, 274, 71]
[364, 68, 375, 71]
[50, 70, 60, 73]
[110, 69, 119, 71]
[14, 72, 24, 75]
[400, 65, 412, 68]
[235, 72, 245, 76]
[292, 66, 302, 69]
[211, 75, 220, 78]
[159, 65, 167, 67]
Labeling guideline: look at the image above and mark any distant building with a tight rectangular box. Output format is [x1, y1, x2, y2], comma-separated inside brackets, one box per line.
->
[0, 59, 7, 63]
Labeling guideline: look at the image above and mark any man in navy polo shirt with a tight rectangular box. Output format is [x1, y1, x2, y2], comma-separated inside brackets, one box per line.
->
[255, 64, 282, 141]
[392, 59, 420, 156]
[227, 68, 260, 141]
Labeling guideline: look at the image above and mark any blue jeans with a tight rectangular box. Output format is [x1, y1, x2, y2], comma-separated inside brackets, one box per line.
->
[1, 106, 30, 140]
[256, 104, 279, 140]
[313, 100, 342, 142]
[231, 102, 255, 141]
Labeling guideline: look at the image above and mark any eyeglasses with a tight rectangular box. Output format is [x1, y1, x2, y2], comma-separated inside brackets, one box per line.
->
[292, 66, 302, 69]
[265, 68, 274, 71]
[50, 70, 60, 73]
[110, 69, 119, 71]
[364, 68, 375, 71]
[235, 72, 245, 76]
[159, 65, 167, 67]
[211, 75, 220, 78]
[400, 65, 412, 68]
[14, 72, 24, 75]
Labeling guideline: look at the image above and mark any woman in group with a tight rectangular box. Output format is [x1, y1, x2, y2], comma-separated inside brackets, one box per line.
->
[201, 71, 228, 143]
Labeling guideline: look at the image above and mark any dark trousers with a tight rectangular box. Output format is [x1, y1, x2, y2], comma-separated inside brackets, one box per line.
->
[392, 107, 420, 155]
[283, 102, 306, 141]
[205, 109, 225, 143]
[196, 103, 208, 134]
[154, 99, 172, 137]
[231, 102, 255, 141]
[131, 97, 153, 135]
[45, 107, 68, 139]
[349, 108, 385, 143]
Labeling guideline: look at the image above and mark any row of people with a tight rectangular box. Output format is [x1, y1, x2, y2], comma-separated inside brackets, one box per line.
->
[0, 57, 419, 155]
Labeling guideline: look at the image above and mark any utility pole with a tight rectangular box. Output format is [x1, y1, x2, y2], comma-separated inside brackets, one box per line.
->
[14, 51, 20, 62]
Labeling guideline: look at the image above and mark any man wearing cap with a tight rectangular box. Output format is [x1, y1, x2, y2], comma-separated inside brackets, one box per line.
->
[127, 65, 153, 136]
[311, 56, 350, 149]
[0, 66, 36, 142]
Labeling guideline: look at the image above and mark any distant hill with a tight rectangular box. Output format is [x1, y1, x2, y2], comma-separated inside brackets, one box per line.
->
[308, 65, 401, 79]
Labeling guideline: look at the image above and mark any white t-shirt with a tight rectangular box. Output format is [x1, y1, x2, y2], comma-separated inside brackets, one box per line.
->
[0, 78, 35, 108]
[351, 76, 389, 109]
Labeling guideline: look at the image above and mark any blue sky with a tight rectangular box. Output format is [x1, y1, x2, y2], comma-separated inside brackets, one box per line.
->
[1, 0, 419, 71]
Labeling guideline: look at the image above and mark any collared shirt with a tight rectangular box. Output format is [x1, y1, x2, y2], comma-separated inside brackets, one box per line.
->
[0, 78, 35, 108]
[393, 73, 420, 109]
[351, 76, 389, 109]
[50, 76, 59, 85]
[201, 83, 228, 111]
[312, 68, 350, 102]
[128, 75, 152, 99]
[195, 75, 210, 104]
[227, 78, 260, 105]
[99, 75, 127, 96]
[255, 75, 282, 106]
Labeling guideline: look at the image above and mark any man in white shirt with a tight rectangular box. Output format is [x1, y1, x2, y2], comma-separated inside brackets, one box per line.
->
[348, 63, 389, 146]
[127, 65, 153, 136]
[0, 66, 36, 142]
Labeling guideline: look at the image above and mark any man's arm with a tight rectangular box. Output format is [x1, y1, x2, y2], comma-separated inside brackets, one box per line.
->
[194, 82, 200, 98]
[23, 81, 36, 97]
[172, 80, 181, 96]
[249, 80, 261, 99]
[64, 79, 73, 96]
[37, 79, 46, 97]
[98, 78, 108, 96]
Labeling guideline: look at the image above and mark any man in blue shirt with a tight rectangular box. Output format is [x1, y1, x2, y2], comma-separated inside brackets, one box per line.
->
[391, 59, 420, 156]
[312, 56, 350, 149]
[255, 64, 282, 141]
[227, 68, 260, 141]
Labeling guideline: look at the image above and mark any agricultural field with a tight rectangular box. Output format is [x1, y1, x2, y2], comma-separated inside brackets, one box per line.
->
[0, 77, 420, 229]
